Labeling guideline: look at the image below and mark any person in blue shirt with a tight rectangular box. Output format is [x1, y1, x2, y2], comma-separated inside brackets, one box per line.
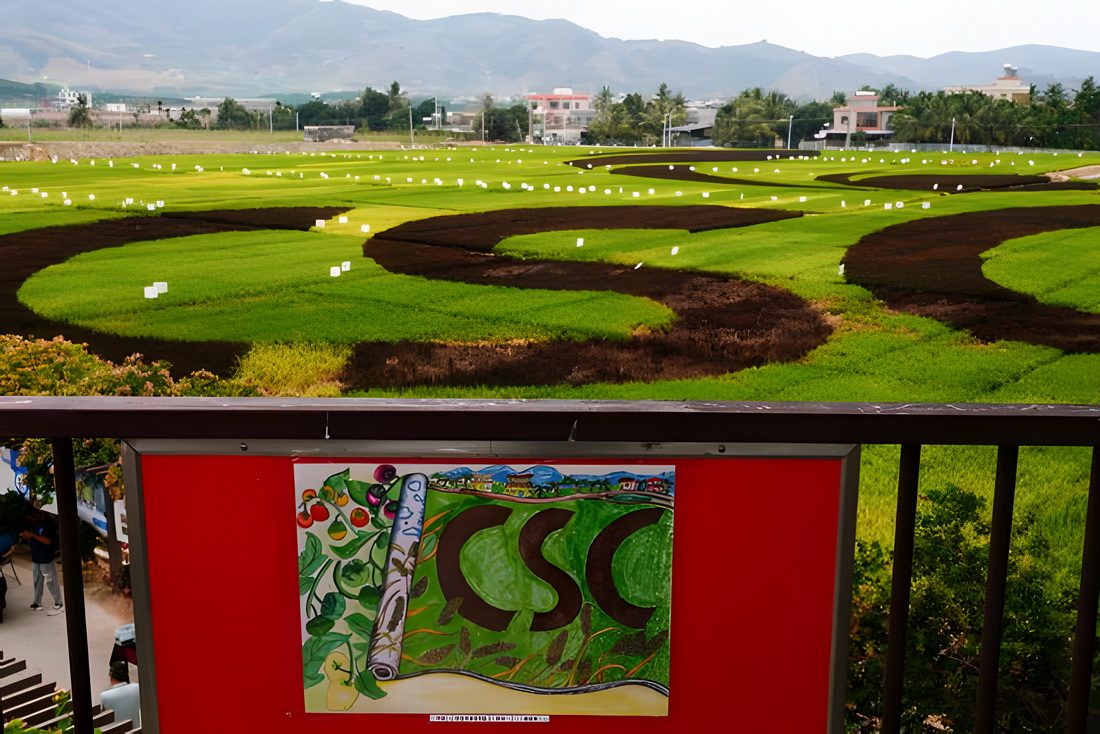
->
[19, 509, 63, 614]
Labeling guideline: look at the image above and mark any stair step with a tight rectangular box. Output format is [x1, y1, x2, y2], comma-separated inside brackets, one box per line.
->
[0, 668, 43, 697]
[2, 680, 54, 709]
[0, 658, 28, 678]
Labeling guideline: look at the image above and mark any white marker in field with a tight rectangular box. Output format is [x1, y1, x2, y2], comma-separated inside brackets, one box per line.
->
[341, 261, 351, 272]
[338, 216, 348, 224]
[154, 282, 168, 294]
[315, 220, 326, 228]
[144, 287, 158, 299]
[634, 263, 643, 270]
[361, 224, 371, 233]
[330, 267, 341, 277]
[576, 237, 584, 247]
[671, 246, 679, 255]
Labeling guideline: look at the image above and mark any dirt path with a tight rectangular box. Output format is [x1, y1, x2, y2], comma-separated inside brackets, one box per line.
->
[344, 205, 831, 389]
[842, 205, 1100, 352]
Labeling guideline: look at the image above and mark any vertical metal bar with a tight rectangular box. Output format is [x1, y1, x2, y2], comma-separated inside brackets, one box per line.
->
[974, 444, 1019, 734]
[881, 444, 922, 734]
[1067, 447, 1100, 734]
[51, 438, 94, 734]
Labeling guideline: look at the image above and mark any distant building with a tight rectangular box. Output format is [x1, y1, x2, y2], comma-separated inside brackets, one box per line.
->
[56, 87, 91, 109]
[669, 102, 720, 146]
[944, 64, 1031, 105]
[816, 91, 899, 146]
[524, 88, 595, 143]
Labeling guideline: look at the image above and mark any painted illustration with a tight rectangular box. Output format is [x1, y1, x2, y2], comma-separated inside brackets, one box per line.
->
[294, 461, 674, 716]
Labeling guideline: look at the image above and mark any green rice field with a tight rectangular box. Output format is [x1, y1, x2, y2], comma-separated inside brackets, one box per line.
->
[2, 144, 1098, 553]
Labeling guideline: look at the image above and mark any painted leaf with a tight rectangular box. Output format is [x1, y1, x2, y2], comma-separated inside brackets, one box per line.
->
[347, 478, 372, 507]
[494, 655, 522, 668]
[358, 585, 381, 606]
[472, 642, 516, 659]
[576, 659, 592, 684]
[345, 612, 374, 640]
[458, 627, 471, 655]
[386, 597, 406, 633]
[418, 644, 456, 665]
[299, 576, 313, 596]
[298, 532, 324, 576]
[645, 629, 670, 655]
[410, 575, 429, 599]
[320, 592, 346, 620]
[330, 530, 376, 560]
[609, 631, 647, 657]
[580, 603, 592, 637]
[354, 669, 387, 700]
[437, 596, 463, 626]
[306, 615, 334, 637]
[301, 632, 349, 689]
[546, 630, 569, 667]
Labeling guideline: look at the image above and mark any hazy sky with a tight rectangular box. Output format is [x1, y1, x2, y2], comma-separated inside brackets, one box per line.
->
[339, 0, 1097, 58]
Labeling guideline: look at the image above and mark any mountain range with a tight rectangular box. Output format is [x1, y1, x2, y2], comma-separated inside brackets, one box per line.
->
[2, 0, 1096, 102]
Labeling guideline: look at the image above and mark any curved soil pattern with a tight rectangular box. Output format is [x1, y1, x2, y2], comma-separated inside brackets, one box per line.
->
[815, 172, 1095, 193]
[3, 205, 831, 387]
[0, 207, 347, 374]
[345, 205, 832, 388]
[609, 164, 855, 191]
[843, 205, 1100, 352]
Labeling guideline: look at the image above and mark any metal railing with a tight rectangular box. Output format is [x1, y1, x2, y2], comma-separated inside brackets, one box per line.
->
[0, 396, 1097, 733]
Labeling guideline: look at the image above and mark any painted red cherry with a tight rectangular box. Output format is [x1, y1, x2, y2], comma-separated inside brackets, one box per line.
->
[374, 465, 397, 483]
[310, 504, 330, 522]
[383, 501, 398, 520]
[296, 511, 314, 528]
[349, 507, 370, 528]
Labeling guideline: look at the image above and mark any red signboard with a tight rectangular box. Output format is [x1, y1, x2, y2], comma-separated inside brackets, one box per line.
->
[125, 441, 857, 732]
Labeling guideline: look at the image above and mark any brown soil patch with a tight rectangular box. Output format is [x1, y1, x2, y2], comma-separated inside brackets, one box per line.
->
[843, 205, 1100, 352]
[0, 207, 348, 375]
[609, 164, 852, 191]
[342, 205, 832, 389]
[816, 172, 1096, 192]
[566, 149, 817, 169]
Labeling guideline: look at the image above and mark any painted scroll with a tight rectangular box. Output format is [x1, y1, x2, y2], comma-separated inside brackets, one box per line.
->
[294, 461, 675, 716]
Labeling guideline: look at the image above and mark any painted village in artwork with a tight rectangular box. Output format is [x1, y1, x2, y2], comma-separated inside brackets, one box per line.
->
[426, 465, 675, 503]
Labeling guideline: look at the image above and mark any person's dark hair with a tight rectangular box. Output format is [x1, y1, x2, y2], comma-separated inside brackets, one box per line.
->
[109, 661, 130, 683]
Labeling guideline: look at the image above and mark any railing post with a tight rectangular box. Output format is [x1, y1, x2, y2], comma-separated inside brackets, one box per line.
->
[1067, 446, 1100, 733]
[974, 444, 1019, 733]
[881, 444, 922, 734]
[51, 437, 94, 734]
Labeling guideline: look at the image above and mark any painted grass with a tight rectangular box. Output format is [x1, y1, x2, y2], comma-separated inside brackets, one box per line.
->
[17, 230, 674, 343]
[982, 226, 1100, 313]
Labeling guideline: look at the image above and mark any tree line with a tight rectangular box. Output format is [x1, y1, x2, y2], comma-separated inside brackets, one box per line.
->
[886, 77, 1100, 149]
